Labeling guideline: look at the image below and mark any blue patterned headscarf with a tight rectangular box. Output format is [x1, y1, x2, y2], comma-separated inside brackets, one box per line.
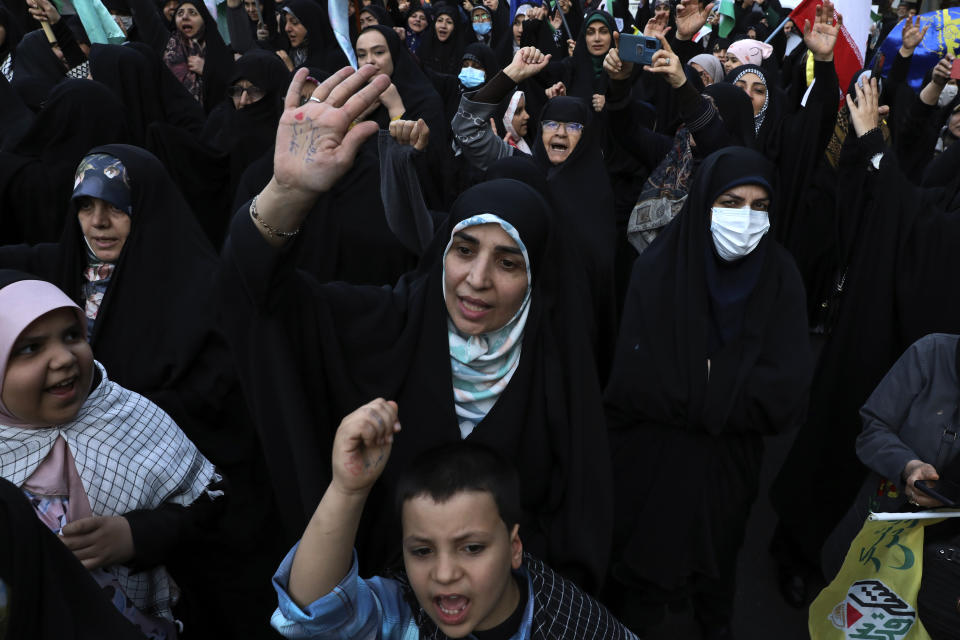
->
[442, 214, 532, 438]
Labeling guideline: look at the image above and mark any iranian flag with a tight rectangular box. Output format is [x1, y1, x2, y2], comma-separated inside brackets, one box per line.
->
[718, 0, 736, 38]
[789, 0, 873, 93]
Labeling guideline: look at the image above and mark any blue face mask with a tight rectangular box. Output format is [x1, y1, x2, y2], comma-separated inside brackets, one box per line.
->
[473, 21, 492, 35]
[458, 66, 486, 88]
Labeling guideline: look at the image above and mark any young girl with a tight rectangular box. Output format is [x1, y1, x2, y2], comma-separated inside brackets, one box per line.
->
[0, 271, 221, 639]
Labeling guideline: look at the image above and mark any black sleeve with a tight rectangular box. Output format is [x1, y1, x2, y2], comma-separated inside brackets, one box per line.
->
[472, 70, 519, 104]
[127, 0, 174, 54]
[608, 95, 673, 170]
[123, 474, 227, 572]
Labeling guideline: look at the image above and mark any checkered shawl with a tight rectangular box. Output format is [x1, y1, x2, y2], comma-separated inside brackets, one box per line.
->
[0, 361, 217, 620]
[398, 553, 639, 640]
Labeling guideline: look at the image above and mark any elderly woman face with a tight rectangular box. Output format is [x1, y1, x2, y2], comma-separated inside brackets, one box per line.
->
[356, 29, 394, 77]
[175, 2, 204, 38]
[690, 62, 713, 87]
[541, 119, 583, 164]
[444, 223, 528, 335]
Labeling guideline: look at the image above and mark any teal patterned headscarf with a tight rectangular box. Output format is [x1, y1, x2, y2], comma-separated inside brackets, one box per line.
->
[442, 214, 532, 438]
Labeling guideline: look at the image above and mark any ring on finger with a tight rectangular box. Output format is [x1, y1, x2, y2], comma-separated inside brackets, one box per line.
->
[308, 96, 323, 104]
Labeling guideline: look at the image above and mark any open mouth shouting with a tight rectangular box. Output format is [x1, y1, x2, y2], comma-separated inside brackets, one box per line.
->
[45, 375, 79, 401]
[434, 594, 471, 626]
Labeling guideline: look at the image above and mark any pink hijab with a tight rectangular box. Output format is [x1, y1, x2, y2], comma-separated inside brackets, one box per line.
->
[727, 38, 774, 68]
[0, 279, 88, 427]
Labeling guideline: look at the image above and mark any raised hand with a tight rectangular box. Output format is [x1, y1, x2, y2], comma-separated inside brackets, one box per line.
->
[676, 0, 715, 41]
[604, 31, 634, 80]
[331, 399, 400, 496]
[847, 77, 880, 138]
[643, 33, 686, 88]
[899, 14, 929, 56]
[504, 46, 551, 83]
[389, 118, 430, 151]
[274, 66, 390, 198]
[545, 81, 567, 98]
[803, 0, 841, 62]
[644, 13, 671, 39]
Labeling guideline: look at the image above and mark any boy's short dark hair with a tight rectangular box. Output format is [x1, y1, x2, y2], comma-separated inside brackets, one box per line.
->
[394, 441, 522, 531]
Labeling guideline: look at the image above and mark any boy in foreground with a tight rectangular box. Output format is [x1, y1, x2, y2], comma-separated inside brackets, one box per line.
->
[270, 398, 638, 639]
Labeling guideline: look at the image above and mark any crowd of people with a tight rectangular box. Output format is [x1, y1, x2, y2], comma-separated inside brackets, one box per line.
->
[1, 0, 960, 636]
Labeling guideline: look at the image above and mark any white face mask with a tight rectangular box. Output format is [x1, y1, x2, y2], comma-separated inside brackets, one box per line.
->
[710, 206, 770, 261]
[938, 83, 958, 108]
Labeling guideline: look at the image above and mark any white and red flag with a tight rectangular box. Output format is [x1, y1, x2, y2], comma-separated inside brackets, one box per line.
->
[789, 0, 873, 93]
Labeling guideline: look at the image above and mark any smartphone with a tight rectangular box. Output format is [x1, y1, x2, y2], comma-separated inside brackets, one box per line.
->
[914, 479, 960, 507]
[951, 58, 960, 81]
[619, 33, 661, 66]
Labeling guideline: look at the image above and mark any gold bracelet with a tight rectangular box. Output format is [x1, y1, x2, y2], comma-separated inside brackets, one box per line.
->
[249, 195, 300, 238]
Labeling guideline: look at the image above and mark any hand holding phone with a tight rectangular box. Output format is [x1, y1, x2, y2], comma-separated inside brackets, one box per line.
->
[619, 33, 661, 66]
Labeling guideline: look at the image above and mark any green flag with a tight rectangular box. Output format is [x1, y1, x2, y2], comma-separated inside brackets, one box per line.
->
[52, 0, 125, 44]
[718, 0, 735, 38]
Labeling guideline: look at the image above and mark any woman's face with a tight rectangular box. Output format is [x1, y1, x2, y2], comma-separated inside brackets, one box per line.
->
[444, 223, 529, 335]
[230, 79, 266, 109]
[540, 119, 583, 164]
[2, 308, 93, 428]
[163, 0, 178, 21]
[76, 196, 132, 263]
[734, 71, 767, 115]
[359, 9, 379, 28]
[512, 15, 525, 44]
[175, 3, 204, 38]
[435, 13, 455, 41]
[585, 21, 612, 57]
[472, 8, 492, 29]
[511, 95, 529, 137]
[783, 20, 794, 35]
[711, 183, 770, 212]
[285, 14, 308, 47]
[690, 62, 713, 87]
[356, 30, 394, 77]
[713, 46, 726, 62]
[408, 9, 428, 33]
[244, 0, 259, 22]
[653, 3, 671, 21]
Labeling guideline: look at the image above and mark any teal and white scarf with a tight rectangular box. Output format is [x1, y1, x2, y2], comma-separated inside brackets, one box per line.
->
[443, 214, 532, 438]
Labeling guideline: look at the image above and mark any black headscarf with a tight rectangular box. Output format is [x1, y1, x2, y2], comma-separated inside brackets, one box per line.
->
[0, 477, 145, 639]
[703, 82, 756, 148]
[12, 30, 65, 85]
[283, 0, 350, 72]
[0, 73, 33, 150]
[0, 6, 24, 67]
[416, 3, 465, 74]
[358, 3, 394, 27]
[220, 178, 613, 592]
[89, 44, 169, 146]
[127, 41, 207, 135]
[0, 80, 128, 244]
[359, 25, 449, 161]
[606, 146, 812, 590]
[565, 9, 616, 100]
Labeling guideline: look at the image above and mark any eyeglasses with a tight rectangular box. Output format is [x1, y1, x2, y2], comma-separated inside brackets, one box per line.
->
[542, 120, 583, 133]
[228, 85, 266, 100]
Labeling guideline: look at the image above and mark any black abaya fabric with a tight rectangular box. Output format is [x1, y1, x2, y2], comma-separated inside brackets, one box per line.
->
[12, 29, 65, 85]
[219, 178, 613, 593]
[0, 7, 24, 70]
[284, 0, 350, 71]
[0, 478, 145, 640]
[532, 96, 617, 374]
[770, 132, 960, 570]
[416, 3, 465, 75]
[126, 41, 207, 135]
[605, 146, 812, 597]
[89, 43, 169, 146]
[0, 80, 128, 244]
[0, 73, 33, 151]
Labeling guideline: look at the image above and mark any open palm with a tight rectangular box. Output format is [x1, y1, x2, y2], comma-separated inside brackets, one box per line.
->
[273, 66, 391, 196]
[676, 0, 715, 40]
[803, 0, 840, 61]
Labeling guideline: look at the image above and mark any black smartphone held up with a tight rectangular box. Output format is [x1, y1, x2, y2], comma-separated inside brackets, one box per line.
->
[619, 33, 661, 66]
[914, 479, 960, 507]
